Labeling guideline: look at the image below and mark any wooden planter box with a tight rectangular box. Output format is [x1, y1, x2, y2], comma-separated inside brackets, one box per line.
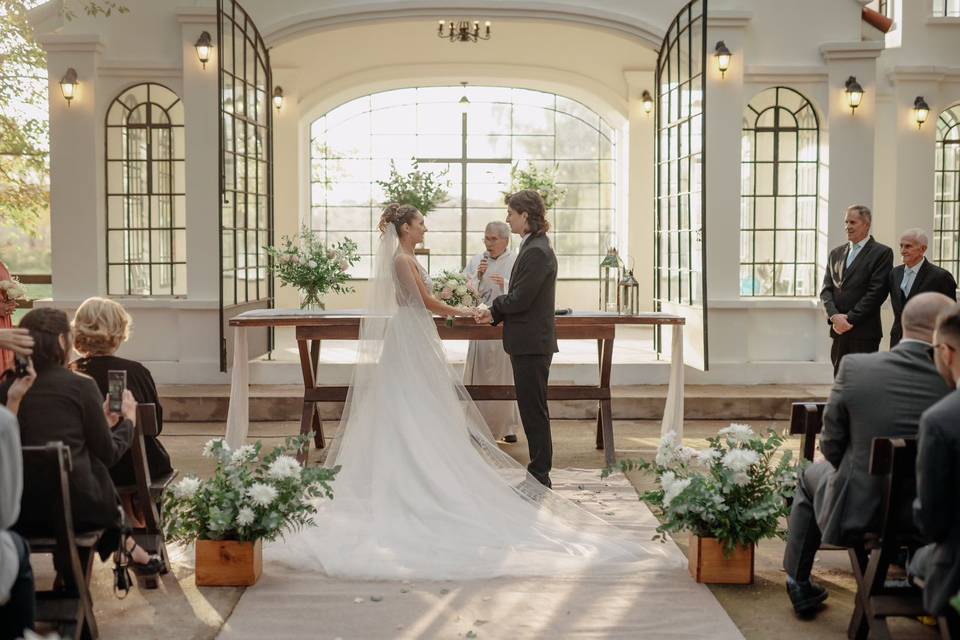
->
[196, 539, 262, 587]
[688, 535, 754, 584]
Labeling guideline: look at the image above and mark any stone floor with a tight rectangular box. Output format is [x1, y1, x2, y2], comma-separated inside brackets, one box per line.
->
[33, 419, 938, 639]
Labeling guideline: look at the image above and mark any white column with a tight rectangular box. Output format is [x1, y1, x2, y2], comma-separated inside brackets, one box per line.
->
[179, 10, 220, 302]
[273, 70, 301, 310]
[40, 36, 104, 300]
[624, 70, 655, 311]
[820, 42, 883, 250]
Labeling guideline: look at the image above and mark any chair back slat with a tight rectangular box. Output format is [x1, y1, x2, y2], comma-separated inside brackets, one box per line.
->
[789, 402, 826, 462]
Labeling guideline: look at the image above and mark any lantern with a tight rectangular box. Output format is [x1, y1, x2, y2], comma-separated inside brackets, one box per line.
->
[618, 269, 639, 316]
[599, 247, 622, 312]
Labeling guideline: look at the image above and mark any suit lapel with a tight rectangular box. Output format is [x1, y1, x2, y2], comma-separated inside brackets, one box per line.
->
[842, 237, 874, 280]
[509, 236, 529, 289]
[907, 260, 931, 300]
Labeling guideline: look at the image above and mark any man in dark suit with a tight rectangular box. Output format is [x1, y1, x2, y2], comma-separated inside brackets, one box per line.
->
[475, 190, 558, 488]
[909, 302, 960, 620]
[783, 292, 954, 617]
[889, 228, 957, 348]
[820, 205, 894, 375]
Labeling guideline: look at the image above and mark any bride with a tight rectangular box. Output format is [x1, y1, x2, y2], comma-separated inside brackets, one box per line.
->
[267, 203, 679, 579]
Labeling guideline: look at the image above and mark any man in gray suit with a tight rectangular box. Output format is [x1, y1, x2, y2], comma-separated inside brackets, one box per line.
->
[782, 292, 954, 617]
[909, 302, 960, 620]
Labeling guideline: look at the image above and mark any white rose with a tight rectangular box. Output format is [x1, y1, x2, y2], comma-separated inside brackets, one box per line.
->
[338, 259, 349, 271]
[455, 285, 467, 295]
[172, 476, 201, 499]
[446, 279, 458, 289]
[236, 506, 255, 527]
[267, 455, 301, 480]
[247, 482, 279, 508]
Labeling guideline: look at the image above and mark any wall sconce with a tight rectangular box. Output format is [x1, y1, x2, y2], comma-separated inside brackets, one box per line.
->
[195, 31, 212, 69]
[458, 81, 470, 114]
[59, 67, 78, 105]
[641, 90, 654, 116]
[913, 96, 930, 129]
[714, 41, 731, 78]
[272, 86, 284, 111]
[844, 76, 864, 114]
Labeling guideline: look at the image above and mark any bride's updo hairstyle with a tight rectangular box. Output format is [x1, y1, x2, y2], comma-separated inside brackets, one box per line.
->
[378, 203, 420, 236]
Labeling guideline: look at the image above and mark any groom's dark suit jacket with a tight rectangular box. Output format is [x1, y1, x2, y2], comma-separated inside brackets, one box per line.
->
[490, 233, 558, 355]
[888, 260, 957, 348]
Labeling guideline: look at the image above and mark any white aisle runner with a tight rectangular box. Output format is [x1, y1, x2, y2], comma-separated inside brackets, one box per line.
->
[217, 469, 742, 640]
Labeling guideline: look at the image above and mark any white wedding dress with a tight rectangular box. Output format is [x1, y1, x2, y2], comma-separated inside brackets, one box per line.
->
[266, 227, 679, 580]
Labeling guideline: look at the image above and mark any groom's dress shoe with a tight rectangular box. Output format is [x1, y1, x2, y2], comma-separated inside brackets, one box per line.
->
[503, 434, 518, 443]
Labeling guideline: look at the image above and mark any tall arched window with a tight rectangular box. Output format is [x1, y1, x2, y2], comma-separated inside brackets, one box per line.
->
[310, 87, 616, 278]
[934, 104, 960, 281]
[740, 87, 824, 296]
[106, 83, 185, 295]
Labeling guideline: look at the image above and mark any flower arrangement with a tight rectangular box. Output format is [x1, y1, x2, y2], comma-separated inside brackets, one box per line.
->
[0, 278, 27, 305]
[604, 424, 798, 555]
[431, 270, 480, 326]
[163, 436, 339, 544]
[376, 159, 449, 215]
[505, 163, 568, 211]
[264, 227, 360, 310]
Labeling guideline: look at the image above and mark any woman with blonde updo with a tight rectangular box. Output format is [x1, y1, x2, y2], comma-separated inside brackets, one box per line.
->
[71, 297, 172, 488]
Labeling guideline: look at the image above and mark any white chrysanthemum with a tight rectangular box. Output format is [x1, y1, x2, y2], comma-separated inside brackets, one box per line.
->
[236, 506, 255, 527]
[722, 448, 760, 473]
[247, 482, 278, 507]
[675, 446, 698, 464]
[663, 476, 692, 507]
[230, 445, 257, 465]
[718, 423, 755, 445]
[655, 431, 679, 467]
[268, 455, 301, 480]
[172, 477, 201, 499]
[695, 448, 721, 466]
[201, 438, 229, 458]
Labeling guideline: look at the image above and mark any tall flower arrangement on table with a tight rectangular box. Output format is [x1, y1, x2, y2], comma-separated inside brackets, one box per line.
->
[264, 227, 360, 310]
[431, 270, 480, 326]
[0, 277, 26, 309]
[604, 424, 798, 583]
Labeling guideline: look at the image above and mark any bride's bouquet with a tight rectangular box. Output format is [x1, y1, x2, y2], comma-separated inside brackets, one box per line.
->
[163, 436, 339, 544]
[432, 270, 480, 326]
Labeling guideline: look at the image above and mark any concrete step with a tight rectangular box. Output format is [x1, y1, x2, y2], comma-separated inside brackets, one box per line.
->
[159, 384, 831, 423]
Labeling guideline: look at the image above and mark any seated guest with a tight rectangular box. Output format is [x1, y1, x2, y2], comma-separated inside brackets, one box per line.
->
[909, 303, 960, 618]
[462, 222, 522, 443]
[71, 297, 172, 486]
[888, 228, 957, 348]
[783, 292, 954, 617]
[9, 308, 160, 573]
[0, 357, 36, 638]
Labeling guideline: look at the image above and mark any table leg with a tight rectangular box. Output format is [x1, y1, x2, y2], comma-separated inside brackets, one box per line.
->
[595, 339, 604, 450]
[598, 337, 615, 467]
[310, 340, 324, 449]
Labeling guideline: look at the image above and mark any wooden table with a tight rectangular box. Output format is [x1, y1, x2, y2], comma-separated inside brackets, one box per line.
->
[224, 310, 686, 467]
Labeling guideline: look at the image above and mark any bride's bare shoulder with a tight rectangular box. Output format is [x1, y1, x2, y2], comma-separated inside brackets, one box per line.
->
[394, 253, 417, 270]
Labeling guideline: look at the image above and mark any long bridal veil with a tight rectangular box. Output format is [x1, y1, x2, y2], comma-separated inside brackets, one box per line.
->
[267, 225, 680, 579]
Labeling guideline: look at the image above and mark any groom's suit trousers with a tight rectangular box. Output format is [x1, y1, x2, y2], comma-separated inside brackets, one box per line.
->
[510, 353, 553, 488]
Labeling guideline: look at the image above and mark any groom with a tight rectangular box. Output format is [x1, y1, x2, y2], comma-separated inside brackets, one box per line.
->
[475, 190, 558, 488]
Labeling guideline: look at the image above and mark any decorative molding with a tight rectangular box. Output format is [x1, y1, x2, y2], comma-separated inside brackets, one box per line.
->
[36, 33, 104, 54]
[745, 66, 828, 84]
[926, 17, 960, 26]
[887, 65, 960, 83]
[176, 7, 217, 24]
[263, 4, 666, 50]
[98, 62, 182, 79]
[819, 41, 885, 61]
[706, 10, 752, 29]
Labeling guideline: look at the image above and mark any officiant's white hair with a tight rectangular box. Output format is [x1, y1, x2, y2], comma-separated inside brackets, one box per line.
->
[485, 221, 510, 239]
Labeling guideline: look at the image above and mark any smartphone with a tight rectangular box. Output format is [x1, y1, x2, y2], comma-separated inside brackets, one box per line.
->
[13, 355, 30, 379]
[107, 370, 127, 413]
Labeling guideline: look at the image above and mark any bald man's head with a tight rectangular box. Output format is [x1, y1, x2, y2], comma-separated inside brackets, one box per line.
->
[902, 292, 956, 343]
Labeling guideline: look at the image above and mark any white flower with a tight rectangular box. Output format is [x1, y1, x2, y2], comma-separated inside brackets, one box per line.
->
[202, 438, 229, 458]
[718, 423, 755, 445]
[230, 445, 257, 466]
[172, 477, 201, 499]
[267, 455, 301, 480]
[338, 259, 349, 271]
[326, 248, 337, 259]
[247, 482, 278, 507]
[307, 259, 318, 269]
[722, 448, 760, 474]
[445, 279, 458, 289]
[236, 506, 255, 527]
[675, 446, 698, 464]
[694, 448, 721, 467]
[660, 471, 692, 507]
[655, 431, 680, 467]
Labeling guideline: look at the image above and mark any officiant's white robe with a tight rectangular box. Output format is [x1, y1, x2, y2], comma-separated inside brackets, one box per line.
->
[462, 250, 522, 440]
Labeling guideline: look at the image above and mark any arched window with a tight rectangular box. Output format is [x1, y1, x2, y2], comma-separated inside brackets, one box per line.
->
[310, 87, 616, 278]
[740, 87, 823, 296]
[105, 83, 185, 296]
[934, 104, 960, 281]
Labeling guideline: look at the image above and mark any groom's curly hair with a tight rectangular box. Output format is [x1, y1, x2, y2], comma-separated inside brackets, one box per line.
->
[505, 190, 549, 235]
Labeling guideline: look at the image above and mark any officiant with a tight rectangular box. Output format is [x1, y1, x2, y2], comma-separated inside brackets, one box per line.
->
[462, 221, 522, 443]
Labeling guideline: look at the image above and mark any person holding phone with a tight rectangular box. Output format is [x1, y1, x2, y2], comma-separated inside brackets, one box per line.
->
[6, 308, 161, 576]
[71, 297, 172, 489]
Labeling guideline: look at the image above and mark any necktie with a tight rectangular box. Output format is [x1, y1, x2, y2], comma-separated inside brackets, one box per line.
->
[845, 243, 861, 268]
[901, 269, 915, 298]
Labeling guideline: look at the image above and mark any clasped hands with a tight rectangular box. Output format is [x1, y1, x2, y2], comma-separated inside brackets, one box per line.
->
[830, 313, 854, 334]
[449, 306, 493, 324]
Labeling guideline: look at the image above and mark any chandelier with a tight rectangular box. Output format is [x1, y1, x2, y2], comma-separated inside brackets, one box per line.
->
[437, 19, 491, 42]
